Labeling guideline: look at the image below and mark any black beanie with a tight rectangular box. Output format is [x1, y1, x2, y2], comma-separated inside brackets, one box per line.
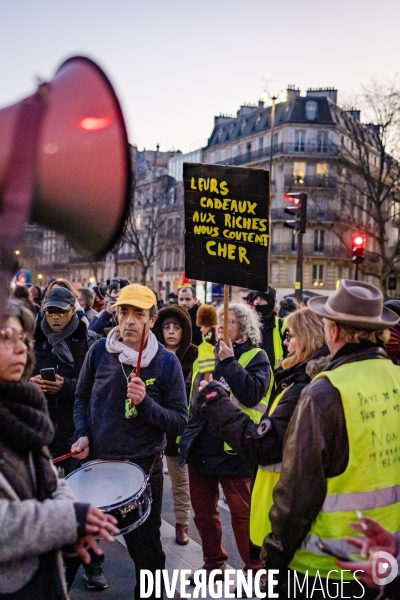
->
[254, 287, 276, 307]
[162, 316, 182, 328]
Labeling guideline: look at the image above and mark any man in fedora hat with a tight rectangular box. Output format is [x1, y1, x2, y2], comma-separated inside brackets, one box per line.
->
[260, 280, 400, 599]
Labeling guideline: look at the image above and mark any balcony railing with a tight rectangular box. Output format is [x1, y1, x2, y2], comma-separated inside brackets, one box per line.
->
[271, 243, 381, 263]
[284, 175, 337, 189]
[215, 142, 339, 167]
[271, 243, 350, 260]
[117, 252, 138, 260]
[69, 256, 86, 264]
[271, 207, 338, 222]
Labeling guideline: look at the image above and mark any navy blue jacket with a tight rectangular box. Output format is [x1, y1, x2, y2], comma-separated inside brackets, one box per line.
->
[74, 339, 188, 460]
[88, 310, 116, 337]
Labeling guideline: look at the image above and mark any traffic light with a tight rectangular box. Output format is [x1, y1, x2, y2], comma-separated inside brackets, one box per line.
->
[283, 192, 307, 234]
[351, 234, 365, 264]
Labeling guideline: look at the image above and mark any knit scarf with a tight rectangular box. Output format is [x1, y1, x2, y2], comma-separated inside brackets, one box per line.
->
[0, 381, 57, 501]
[106, 327, 159, 368]
[41, 313, 79, 366]
[0, 381, 54, 453]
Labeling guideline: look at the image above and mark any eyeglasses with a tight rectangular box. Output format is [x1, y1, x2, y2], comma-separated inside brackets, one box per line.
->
[44, 308, 71, 318]
[0, 327, 29, 349]
[286, 332, 295, 341]
[217, 318, 237, 325]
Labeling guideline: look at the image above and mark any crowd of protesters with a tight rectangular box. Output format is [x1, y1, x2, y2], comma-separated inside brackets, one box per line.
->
[1, 276, 400, 600]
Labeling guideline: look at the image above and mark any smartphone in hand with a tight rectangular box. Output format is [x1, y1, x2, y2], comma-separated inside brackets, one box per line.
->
[40, 368, 56, 382]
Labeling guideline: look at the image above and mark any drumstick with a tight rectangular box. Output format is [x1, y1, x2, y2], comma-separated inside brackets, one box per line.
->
[129, 324, 146, 410]
[53, 452, 75, 464]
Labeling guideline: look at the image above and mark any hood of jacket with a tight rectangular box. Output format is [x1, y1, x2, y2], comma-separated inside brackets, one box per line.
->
[305, 352, 332, 379]
[153, 305, 194, 362]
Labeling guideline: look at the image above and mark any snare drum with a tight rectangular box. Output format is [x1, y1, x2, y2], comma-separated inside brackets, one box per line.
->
[66, 460, 151, 534]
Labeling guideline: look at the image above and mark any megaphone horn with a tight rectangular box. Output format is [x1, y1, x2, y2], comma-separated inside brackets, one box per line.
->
[0, 56, 132, 269]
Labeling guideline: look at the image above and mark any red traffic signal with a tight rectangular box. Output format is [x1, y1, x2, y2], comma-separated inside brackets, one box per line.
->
[283, 192, 307, 234]
[351, 233, 365, 264]
[284, 193, 301, 205]
[353, 235, 364, 247]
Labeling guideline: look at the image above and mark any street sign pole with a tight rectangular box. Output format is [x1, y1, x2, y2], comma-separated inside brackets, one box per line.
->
[295, 232, 303, 303]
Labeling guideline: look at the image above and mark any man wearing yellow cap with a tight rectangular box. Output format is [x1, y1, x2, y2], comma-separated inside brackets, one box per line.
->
[72, 284, 188, 598]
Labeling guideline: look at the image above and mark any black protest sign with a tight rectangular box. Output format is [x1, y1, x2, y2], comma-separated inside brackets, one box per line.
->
[184, 163, 270, 290]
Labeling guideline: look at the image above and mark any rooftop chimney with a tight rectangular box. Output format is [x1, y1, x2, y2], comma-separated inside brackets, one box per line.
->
[306, 88, 337, 104]
[286, 85, 300, 103]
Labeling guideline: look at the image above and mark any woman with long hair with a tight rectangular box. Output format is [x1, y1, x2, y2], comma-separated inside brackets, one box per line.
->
[198, 306, 329, 569]
[0, 300, 118, 599]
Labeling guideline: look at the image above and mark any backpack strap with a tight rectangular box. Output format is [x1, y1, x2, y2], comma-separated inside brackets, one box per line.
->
[160, 348, 176, 387]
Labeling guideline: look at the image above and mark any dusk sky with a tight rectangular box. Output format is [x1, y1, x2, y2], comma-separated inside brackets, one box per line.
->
[2, 0, 400, 153]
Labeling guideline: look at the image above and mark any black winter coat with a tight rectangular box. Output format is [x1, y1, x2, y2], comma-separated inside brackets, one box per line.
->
[187, 304, 203, 347]
[32, 320, 99, 443]
[255, 306, 286, 368]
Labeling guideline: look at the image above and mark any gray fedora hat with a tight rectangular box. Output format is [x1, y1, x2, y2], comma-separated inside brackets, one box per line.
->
[308, 279, 399, 330]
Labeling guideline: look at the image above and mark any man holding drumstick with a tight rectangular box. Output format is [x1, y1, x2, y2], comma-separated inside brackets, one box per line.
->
[72, 284, 188, 597]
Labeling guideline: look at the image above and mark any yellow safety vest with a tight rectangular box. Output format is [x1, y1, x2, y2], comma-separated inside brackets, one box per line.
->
[189, 347, 273, 453]
[197, 338, 216, 373]
[272, 316, 285, 371]
[249, 385, 291, 546]
[232, 348, 274, 424]
[288, 359, 400, 579]
[223, 348, 273, 453]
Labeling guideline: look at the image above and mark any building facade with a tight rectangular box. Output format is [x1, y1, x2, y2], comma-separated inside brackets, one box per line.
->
[203, 86, 390, 295]
[23, 86, 400, 299]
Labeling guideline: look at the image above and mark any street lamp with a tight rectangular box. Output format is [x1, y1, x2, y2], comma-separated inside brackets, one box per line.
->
[260, 86, 286, 282]
[259, 88, 286, 175]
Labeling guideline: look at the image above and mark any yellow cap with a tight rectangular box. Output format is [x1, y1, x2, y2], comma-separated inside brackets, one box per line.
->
[115, 284, 157, 310]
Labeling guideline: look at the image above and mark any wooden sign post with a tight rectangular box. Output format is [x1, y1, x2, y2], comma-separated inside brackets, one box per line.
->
[223, 284, 229, 345]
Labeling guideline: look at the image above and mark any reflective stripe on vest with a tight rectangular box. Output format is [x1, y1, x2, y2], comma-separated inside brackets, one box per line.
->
[321, 484, 400, 513]
[224, 348, 272, 453]
[290, 359, 400, 580]
[230, 348, 273, 424]
[197, 339, 215, 373]
[249, 387, 286, 546]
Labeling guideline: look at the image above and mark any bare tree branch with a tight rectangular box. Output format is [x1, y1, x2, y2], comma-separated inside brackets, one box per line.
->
[332, 78, 400, 295]
[122, 174, 182, 285]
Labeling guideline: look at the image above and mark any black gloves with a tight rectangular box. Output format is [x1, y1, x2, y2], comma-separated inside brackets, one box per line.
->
[198, 380, 229, 407]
